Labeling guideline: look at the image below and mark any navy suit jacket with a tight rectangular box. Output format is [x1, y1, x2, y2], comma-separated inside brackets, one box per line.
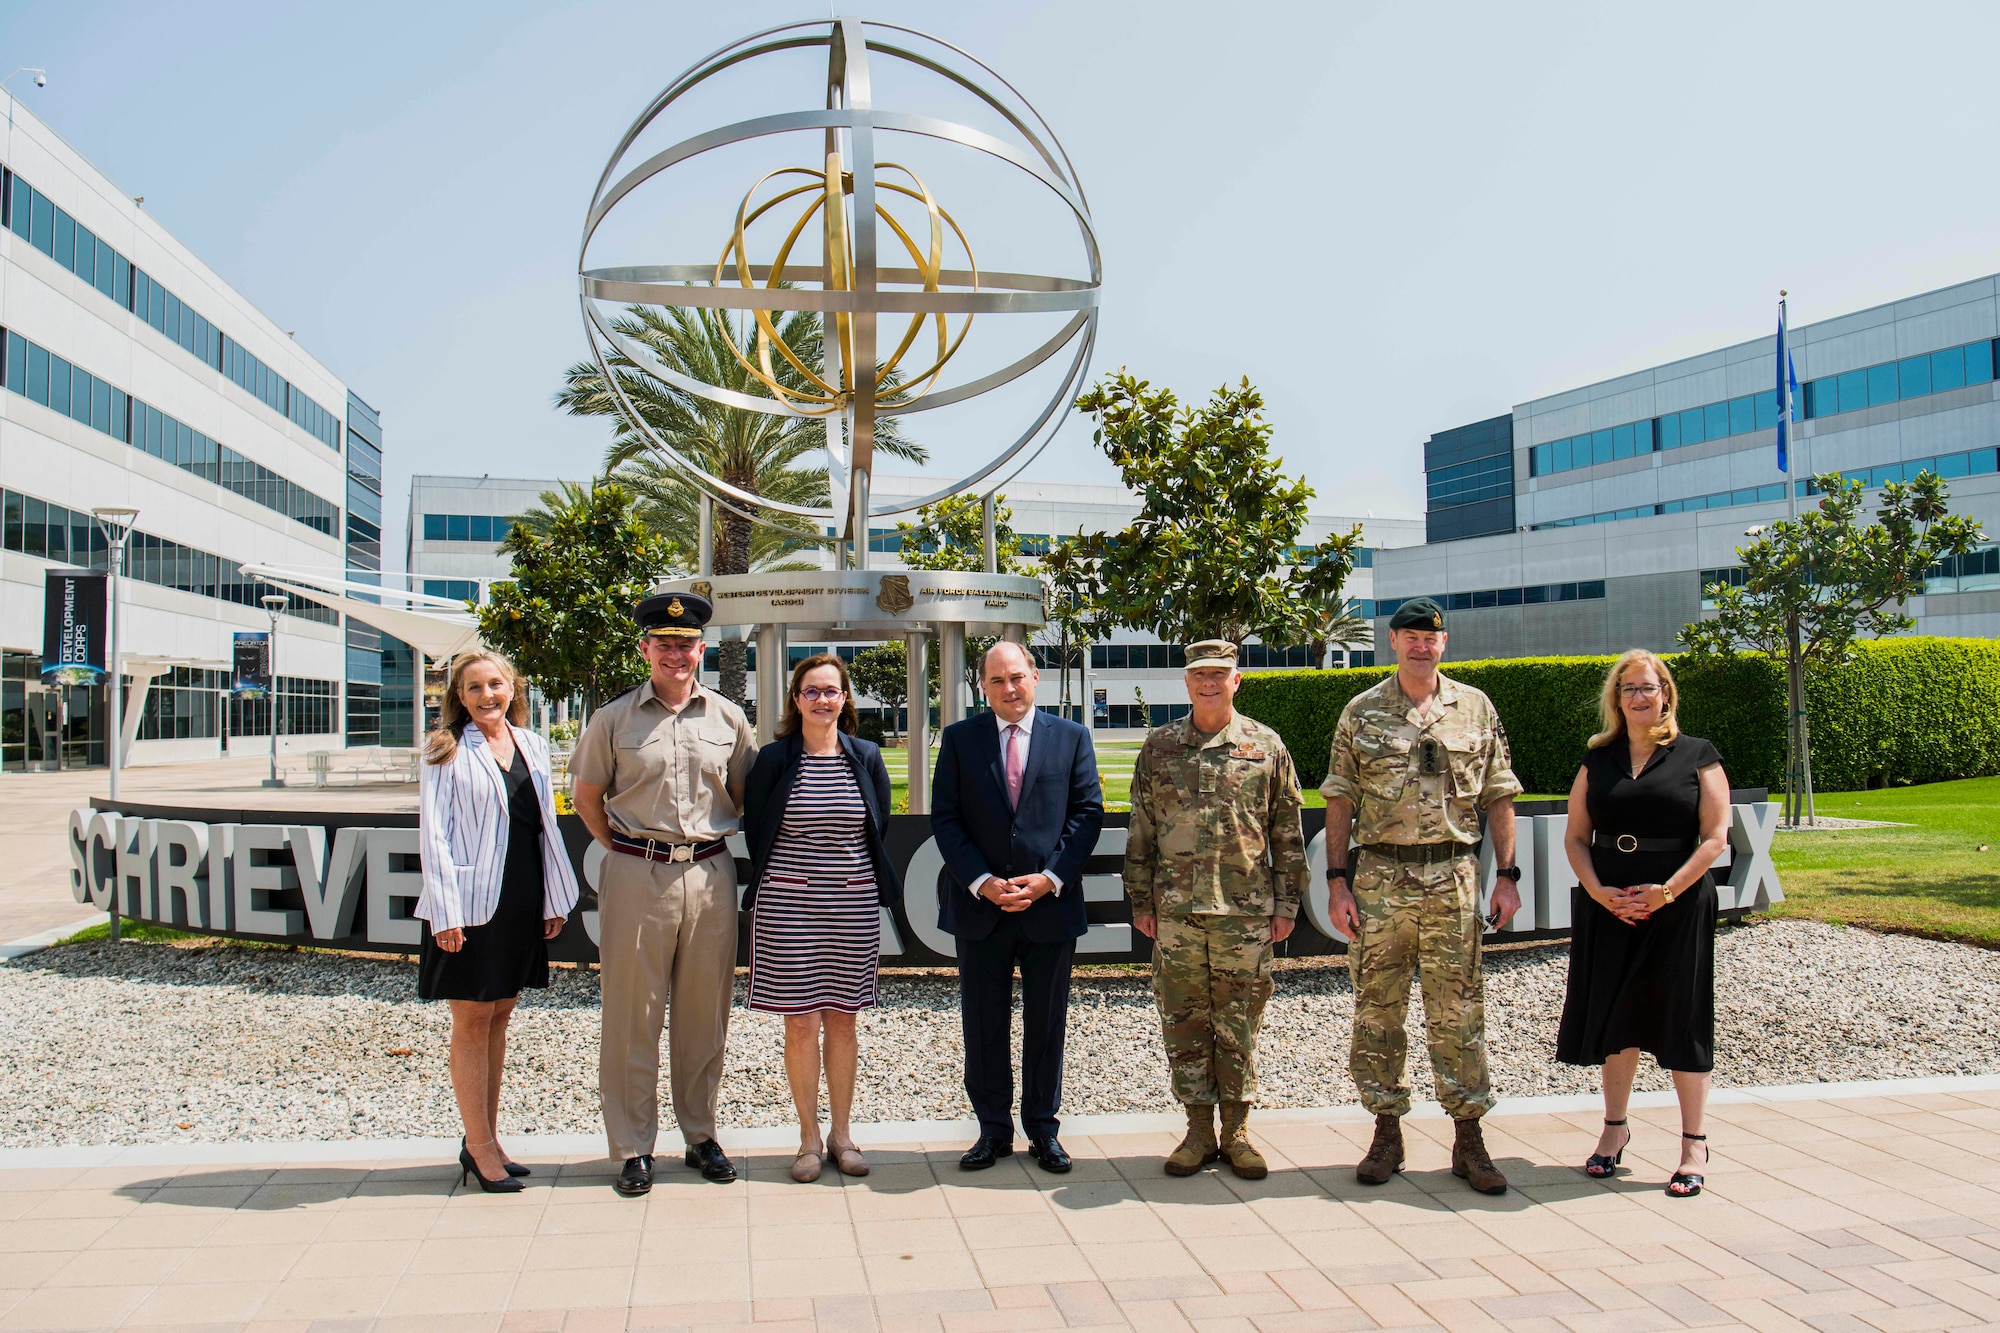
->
[930, 711, 1104, 944]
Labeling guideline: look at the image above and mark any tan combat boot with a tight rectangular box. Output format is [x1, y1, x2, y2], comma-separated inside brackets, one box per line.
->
[1164, 1104, 1220, 1176]
[1452, 1117, 1507, 1195]
[1219, 1102, 1268, 1180]
[1355, 1113, 1404, 1185]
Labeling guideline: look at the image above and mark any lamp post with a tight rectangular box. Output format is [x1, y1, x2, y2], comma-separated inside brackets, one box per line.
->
[90, 507, 138, 944]
[260, 594, 288, 788]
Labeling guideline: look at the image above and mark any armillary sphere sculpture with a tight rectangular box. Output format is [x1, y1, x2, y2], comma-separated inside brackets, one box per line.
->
[578, 16, 1101, 560]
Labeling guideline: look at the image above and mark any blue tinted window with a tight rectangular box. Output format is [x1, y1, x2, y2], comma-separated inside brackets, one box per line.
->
[1612, 424, 1634, 459]
[51, 205, 73, 268]
[1937, 452, 1968, 479]
[1728, 396, 1754, 435]
[423, 514, 446, 541]
[29, 190, 51, 253]
[1531, 443, 1550, 476]
[1966, 340, 1994, 384]
[1700, 403, 1726, 439]
[25, 342, 48, 404]
[447, 514, 470, 541]
[1661, 499, 1683, 513]
[1580, 580, 1606, 599]
[1758, 483, 1784, 502]
[71, 223, 94, 283]
[1657, 414, 1680, 449]
[1552, 437, 1571, 471]
[95, 238, 115, 298]
[70, 367, 91, 424]
[1867, 363, 1897, 406]
[1837, 370, 1868, 413]
[7, 177, 27, 240]
[47, 355, 70, 415]
[1498, 587, 1522, 606]
[1971, 448, 1997, 475]
[1522, 585, 1547, 604]
[3, 331, 23, 391]
[1898, 355, 1931, 399]
[1676, 408, 1702, 444]
[473, 514, 495, 543]
[1755, 391, 1778, 430]
[1591, 429, 1612, 465]
[91, 377, 110, 432]
[1932, 346, 1965, 391]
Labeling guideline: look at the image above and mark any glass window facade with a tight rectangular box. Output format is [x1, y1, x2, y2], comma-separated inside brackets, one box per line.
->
[1424, 415, 1516, 542]
[227, 676, 339, 741]
[421, 579, 483, 603]
[1, 487, 335, 624]
[4, 163, 341, 450]
[1377, 581, 1607, 618]
[0, 328, 339, 536]
[422, 513, 520, 544]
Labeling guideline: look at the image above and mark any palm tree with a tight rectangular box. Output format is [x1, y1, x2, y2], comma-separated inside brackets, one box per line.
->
[557, 302, 928, 703]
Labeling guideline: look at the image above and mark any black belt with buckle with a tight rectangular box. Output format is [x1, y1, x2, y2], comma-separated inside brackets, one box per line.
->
[610, 833, 729, 865]
[1591, 831, 1692, 854]
[1360, 840, 1479, 866]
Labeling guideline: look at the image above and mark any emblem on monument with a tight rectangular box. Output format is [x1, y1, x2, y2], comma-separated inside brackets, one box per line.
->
[875, 575, 914, 616]
[689, 580, 712, 602]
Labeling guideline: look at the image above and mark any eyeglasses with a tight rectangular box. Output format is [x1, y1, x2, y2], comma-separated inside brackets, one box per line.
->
[798, 687, 845, 702]
[1619, 683, 1663, 699]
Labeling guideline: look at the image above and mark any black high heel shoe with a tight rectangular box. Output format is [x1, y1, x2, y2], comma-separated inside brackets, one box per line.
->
[1667, 1133, 1707, 1197]
[1584, 1119, 1630, 1178]
[458, 1142, 524, 1194]
[463, 1136, 530, 1178]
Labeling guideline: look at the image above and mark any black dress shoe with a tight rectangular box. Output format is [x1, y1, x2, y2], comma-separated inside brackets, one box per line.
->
[959, 1135, 1015, 1170]
[1028, 1136, 1072, 1174]
[685, 1138, 737, 1183]
[613, 1155, 653, 1197]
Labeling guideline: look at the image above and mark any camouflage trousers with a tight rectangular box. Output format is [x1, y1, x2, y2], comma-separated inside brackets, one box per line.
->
[1346, 851, 1494, 1120]
[1152, 912, 1274, 1106]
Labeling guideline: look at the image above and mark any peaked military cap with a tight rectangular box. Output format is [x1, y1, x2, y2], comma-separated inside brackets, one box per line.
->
[1388, 596, 1446, 632]
[1185, 639, 1239, 670]
[635, 591, 712, 638]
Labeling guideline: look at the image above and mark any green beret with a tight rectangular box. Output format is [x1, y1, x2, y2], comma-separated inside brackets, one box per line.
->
[1388, 597, 1445, 632]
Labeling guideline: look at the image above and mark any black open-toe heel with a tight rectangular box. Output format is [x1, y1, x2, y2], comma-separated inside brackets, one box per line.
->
[1667, 1133, 1707, 1197]
[1584, 1119, 1630, 1178]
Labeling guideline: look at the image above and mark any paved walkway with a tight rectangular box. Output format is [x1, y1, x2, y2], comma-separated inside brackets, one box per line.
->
[3, 1078, 1999, 1331]
[0, 757, 414, 942]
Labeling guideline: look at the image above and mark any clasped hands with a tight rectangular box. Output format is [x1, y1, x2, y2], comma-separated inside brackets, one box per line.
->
[980, 873, 1057, 913]
[1593, 883, 1665, 925]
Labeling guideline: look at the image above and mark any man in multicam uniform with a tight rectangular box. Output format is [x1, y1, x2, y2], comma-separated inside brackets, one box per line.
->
[1124, 639, 1309, 1179]
[1322, 597, 1523, 1195]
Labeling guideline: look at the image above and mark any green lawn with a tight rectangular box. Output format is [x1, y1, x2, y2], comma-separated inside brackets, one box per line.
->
[1765, 776, 2000, 947]
[881, 739, 1326, 812]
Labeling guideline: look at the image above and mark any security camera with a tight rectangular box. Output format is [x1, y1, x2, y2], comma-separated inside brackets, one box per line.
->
[34, 73, 45, 87]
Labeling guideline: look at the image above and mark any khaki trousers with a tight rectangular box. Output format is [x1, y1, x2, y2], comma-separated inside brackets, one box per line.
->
[598, 849, 738, 1159]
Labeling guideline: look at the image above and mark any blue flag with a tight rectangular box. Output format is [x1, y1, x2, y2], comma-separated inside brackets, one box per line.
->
[1775, 308, 1792, 474]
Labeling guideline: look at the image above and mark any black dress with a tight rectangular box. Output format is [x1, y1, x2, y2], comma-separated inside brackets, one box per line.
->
[1555, 735, 1723, 1074]
[417, 745, 551, 1002]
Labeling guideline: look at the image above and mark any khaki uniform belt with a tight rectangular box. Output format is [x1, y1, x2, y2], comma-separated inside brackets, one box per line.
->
[1359, 840, 1479, 866]
[610, 832, 728, 864]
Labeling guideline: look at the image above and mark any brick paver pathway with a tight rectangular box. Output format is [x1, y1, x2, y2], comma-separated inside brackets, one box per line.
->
[3, 1082, 1999, 1331]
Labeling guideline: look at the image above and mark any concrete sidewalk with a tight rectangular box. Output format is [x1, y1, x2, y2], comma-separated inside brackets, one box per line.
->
[3, 1078, 1999, 1331]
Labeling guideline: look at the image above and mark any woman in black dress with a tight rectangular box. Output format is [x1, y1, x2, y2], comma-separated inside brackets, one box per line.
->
[415, 651, 580, 1192]
[1557, 649, 1731, 1197]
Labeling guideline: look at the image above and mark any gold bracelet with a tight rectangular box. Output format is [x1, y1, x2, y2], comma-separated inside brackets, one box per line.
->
[1661, 884, 1677, 903]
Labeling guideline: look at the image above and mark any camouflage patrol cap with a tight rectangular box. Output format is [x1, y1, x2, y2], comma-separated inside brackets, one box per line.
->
[1388, 596, 1446, 632]
[1185, 639, 1238, 670]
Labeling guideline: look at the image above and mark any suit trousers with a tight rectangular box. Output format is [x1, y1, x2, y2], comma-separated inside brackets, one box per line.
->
[956, 912, 1075, 1141]
[598, 849, 738, 1159]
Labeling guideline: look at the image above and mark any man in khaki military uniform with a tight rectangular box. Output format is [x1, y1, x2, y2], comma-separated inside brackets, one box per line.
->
[1322, 597, 1522, 1194]
[572, 591, 757, 1196]
[1125, 639, 1309, 1179]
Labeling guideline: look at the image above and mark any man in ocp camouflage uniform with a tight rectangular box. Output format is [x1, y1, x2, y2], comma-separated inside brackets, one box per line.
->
[1125, 639, 1309, 1179]
[1322, 597, 1523, 1195]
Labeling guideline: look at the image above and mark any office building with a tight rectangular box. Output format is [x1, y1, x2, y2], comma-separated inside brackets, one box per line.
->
[1381, 275, 2000, 660]
[408, 471, 1423, 726]
[0, 93, 394, 770]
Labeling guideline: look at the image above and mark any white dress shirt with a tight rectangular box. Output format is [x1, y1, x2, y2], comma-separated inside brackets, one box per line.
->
[969, 706, 1064, 898]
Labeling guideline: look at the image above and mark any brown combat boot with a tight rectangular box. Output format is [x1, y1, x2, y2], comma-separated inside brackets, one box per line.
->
[1356, 1113, 1404, 1184]
[1452, 1117, 1507, 1195]
[1219, 1102, 1268, 1180]
[1164, 1104, 1220, 1176]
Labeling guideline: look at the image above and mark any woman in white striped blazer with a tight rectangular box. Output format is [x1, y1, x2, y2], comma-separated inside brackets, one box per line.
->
[416, 650, 580, 1193]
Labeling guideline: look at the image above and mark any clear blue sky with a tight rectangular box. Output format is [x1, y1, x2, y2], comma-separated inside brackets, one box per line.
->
[7, 1, 2000, 567]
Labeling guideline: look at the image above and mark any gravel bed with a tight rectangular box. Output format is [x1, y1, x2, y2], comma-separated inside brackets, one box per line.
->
[1773, 817, 1908, 831]
[2, 918, 1996, 1148]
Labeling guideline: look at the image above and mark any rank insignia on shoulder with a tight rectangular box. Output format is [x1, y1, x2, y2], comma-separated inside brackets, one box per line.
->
[1230, 744, 1267, 760]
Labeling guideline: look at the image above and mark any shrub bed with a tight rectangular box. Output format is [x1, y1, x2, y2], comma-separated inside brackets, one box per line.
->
[1236, 637, 2000, 795]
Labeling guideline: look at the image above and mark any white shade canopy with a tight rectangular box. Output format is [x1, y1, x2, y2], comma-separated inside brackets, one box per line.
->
[240, 565, 484, 660]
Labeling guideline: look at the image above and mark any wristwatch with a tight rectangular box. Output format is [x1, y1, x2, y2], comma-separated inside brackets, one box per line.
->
[1494, 866, 1521, 882]
[1325, 864, 1348, 884]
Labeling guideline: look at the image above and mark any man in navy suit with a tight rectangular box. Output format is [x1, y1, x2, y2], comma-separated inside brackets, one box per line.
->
[931, 639, 1104, 1172]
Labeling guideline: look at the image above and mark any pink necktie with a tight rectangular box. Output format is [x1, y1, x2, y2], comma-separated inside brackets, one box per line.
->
[1005, 724, 1025, 808]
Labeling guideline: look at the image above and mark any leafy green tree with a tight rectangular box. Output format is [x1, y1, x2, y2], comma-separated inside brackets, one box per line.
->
[478, 480, 680, 709]
[895, 493, 1023, 573]
[1072, 370, 1363, 648]
[1679, 470, 1984, 822]
[848, 642, 911, 739]
[555, 303, 927, 702]
[1038, 538, 1115, 719]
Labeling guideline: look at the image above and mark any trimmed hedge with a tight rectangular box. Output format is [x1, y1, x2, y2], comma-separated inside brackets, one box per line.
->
[1235, 637, 2000, 796]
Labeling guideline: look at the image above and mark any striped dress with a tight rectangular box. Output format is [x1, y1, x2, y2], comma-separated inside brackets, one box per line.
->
[747, 753, 881, 1014]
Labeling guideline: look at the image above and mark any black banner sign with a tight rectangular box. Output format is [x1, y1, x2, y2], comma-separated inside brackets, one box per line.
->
[41, 570, 106, 685]
[231, 633, 270, 696]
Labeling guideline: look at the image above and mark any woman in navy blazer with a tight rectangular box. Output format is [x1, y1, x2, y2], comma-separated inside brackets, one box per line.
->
[416, 650, 580, 1192]
[742, 654, 900, 1181]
